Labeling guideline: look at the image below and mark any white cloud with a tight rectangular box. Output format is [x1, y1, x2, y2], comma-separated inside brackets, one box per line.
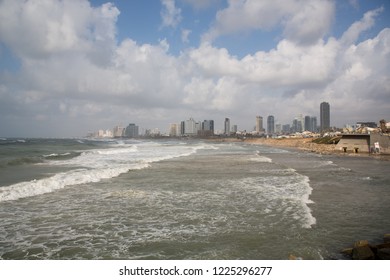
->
[202, 0, 335, 45]
[0, 0, 119, 60]
[181, 29, 191, 43]
[0, 0, 389, 136]
[160, 0, 182, 28]
[340, 7, 384, 46]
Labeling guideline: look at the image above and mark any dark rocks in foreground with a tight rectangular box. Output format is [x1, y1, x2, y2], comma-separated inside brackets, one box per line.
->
[342, 234, 390, 260]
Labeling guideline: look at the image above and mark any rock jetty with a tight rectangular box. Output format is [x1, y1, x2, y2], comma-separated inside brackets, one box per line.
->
[342, 234, 390, 260]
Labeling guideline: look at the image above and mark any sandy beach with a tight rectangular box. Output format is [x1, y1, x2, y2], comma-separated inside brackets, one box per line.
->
[213, 137, 337, 154]
[213, 136, 390, 160]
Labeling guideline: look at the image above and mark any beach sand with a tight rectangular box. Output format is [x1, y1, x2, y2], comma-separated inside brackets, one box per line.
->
[213, 137, 337, 154]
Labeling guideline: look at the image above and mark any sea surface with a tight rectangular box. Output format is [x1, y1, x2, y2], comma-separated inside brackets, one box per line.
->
[0, 138, 389, 260]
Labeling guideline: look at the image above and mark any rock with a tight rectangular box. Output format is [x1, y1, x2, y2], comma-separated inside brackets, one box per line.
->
[341, 248, 353, 256]
[384, 233, 390, 243]
[352, 240, 375, 260]
[288, 254, 303, 260]
[377, 248, 390, 260]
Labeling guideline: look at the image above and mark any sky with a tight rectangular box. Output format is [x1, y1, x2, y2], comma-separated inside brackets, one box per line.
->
[0, 0, 389, 137]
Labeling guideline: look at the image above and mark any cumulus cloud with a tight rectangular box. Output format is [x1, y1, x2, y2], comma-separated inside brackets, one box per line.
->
[0, 0, 389, 137]
[181, 29, 191, 43]
[160, 0, 182, 28]
[340, 7, 384, 46]
[202, 0, 334, 45]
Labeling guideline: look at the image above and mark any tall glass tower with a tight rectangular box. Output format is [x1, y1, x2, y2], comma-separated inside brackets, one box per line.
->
[224, 118, 230, 135]
[320, 102, 330, 132]
[267, 115, 274, 135]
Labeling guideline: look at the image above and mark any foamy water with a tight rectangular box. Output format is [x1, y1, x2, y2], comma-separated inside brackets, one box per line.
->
[1, 138, 389, 260]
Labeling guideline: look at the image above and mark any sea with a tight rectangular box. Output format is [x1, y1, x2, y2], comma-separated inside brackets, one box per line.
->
[0, 137, 389, 260]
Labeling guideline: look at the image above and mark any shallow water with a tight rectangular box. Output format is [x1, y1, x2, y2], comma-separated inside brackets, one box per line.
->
[1, 138, 389, 259]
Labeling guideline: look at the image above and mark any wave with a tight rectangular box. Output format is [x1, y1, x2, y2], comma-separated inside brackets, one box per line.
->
[0, 141, 207, 202]
[249, 156, 272, 163]
[234, 170, 316, 229]
[0, 163, 150, 202]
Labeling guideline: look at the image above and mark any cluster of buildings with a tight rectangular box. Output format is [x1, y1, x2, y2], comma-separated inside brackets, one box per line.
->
[168, 102, 331, 137]
[88, 101, 386, 140]
[88, 101, 332, 138]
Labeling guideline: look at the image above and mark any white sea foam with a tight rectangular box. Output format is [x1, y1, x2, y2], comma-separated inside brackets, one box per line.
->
[235, 170, 316, 229]
[43, 152, 71, 158]
[0, 141, 206, 202]
[0, 163, 150, 202]
[249, 156, 273, 163]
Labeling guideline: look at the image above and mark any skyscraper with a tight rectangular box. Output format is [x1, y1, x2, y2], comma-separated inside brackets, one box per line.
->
[224, 118, 230, 135]
[320, 102, 330, 132]
[125, 123, 139, 138]
[202, 120, 214, 134]
[267, 115, 275, 135]
[255, 116, 263, 133]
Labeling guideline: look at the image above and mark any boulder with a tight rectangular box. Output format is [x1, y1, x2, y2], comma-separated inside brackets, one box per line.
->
[377, 248, 390, 260]
[384, 234, 390, 244]
[352, 240, 375, 260]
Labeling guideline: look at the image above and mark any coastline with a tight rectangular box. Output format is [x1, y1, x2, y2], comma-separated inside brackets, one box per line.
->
[212, 137, 389, 160]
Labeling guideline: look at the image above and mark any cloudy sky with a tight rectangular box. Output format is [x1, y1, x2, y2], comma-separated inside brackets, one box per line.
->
[0, 0, 389, 137]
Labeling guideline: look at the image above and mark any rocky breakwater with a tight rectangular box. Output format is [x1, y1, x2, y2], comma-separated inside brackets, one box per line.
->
[342, 234, 390, 260]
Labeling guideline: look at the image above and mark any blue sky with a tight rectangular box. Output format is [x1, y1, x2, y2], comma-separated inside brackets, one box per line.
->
[0, 0, 389, 137]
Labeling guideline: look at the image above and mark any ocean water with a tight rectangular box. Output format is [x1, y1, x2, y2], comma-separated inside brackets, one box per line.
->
[0, 138, 389, 260]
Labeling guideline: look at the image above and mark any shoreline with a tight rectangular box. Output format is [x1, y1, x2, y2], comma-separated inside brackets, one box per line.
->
[211, 137, 389, 160]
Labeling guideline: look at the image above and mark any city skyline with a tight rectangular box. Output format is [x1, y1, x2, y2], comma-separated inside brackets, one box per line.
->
[1, 0, 389, 138]
[88, 101, 346, 137]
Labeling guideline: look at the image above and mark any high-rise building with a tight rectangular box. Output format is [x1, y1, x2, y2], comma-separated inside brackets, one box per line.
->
[169, 123, 178, 137]
[125, 123, 139, 138]
[256, 116, 263, 133]
[224, 118, 230, 135]
[320, 102, 330, 132]
[267, 115, 275, 135]
[180, 121, 185, 136]
[202, 120, 214, 134]
[304, 116, 311, 131]
[113, 126, 125, 137]
[275, 124, 282, 134]
[311, 116, 317, 132]
[185, 118, 197, 135]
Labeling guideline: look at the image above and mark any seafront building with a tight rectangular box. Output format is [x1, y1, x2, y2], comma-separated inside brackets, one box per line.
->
[224, 118, 231, 135]
[255, 116, 264, 134]
[124, 123, 139, 138]
[320, 102, 330, 132]
[267, 115, 275, 135]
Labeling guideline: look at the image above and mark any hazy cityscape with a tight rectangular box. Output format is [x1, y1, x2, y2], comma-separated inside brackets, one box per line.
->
[88, 101, 375, 138]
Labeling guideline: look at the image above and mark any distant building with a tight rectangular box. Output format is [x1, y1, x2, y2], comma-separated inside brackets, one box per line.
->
[267, 115, 275, 135]
[292, 118, 302, 133]
[169, 123, 179, 137]
[275, 124, 282, 134]
[125, 123, 139, 138]
[282, 124, 291, 134]
[256, 116, 264, 134]
[201, 120, 214, 136]
[224, 118, 230, 135]
[304, 116, 311, 131]
[304, 115, 318, 132]
[231, 124, 238, 134]
[113, 126, 125, 137]
[320, 102, 330, 132]
[311, 116, 317, 132]
[185, 118, 197, 135]
[180, 121, 185, 136]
